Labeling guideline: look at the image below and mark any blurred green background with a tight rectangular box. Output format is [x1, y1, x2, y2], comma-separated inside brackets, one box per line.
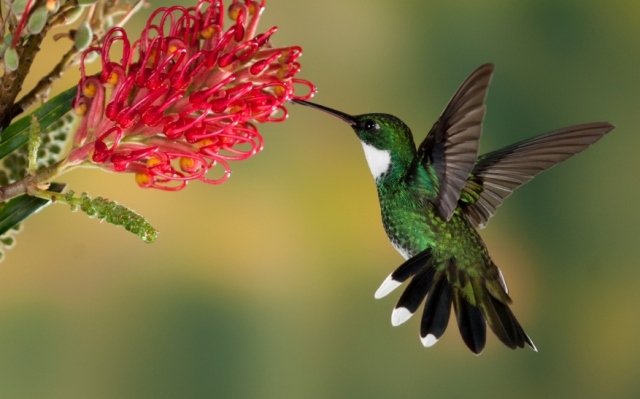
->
[2, 0, 638, 397]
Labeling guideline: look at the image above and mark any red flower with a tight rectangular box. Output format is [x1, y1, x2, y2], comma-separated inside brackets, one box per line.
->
[69, 0, 314, 190]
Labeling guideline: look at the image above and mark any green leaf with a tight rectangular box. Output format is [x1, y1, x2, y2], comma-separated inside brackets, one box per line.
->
[0, 85, 77, 161]
[0, 182, 65, 236]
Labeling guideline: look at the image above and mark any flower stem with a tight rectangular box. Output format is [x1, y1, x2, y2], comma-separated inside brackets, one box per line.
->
[0, 160, 66, 202]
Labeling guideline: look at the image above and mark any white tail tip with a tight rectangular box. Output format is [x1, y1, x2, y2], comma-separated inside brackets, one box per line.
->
[391, 307, 413, 326]
[421, 334, 439, 348]
[374, 275, 402, 299]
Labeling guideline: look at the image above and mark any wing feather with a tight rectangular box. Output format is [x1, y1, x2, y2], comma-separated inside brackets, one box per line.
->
[415, 63, 494, 221]
[461, 122, 615, 228]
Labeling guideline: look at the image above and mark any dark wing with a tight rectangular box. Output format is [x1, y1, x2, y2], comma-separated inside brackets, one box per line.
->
[415, 63, 494, 221]
[460, 122, 615, 228]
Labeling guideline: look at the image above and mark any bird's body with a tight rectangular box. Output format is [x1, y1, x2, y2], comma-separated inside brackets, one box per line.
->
[294, 64, 614, 354]
[371, 141, 490, 275]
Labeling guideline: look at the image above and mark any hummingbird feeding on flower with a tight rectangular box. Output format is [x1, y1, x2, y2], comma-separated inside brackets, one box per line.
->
[294, 63, 614, 354]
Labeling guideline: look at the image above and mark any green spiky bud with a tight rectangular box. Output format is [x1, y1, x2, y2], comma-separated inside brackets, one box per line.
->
[64, 191, 158, 243]
[27, 6, 48, 34]
[74, 21, 92, 51]
[64, 190, 78, 211]
[4, 34, 12, 47]
[4, 47, 19, 72]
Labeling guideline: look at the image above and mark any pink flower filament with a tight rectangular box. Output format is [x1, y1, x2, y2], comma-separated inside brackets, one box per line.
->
[70, 0, 315, 190]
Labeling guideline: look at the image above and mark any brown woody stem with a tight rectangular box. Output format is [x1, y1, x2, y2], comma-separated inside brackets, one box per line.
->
[0, 160, 65, 202]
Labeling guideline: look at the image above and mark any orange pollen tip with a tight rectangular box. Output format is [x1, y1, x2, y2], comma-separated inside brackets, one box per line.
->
[278, 51, 289, 63]
[180, 157, 201, 172]
[273, 85, 286, 96]
[135, 173, 152, 187]
[228, 105, 243, 114]
[74, 103, 88, 116]
[198, 138, 215, 148]
[46, 0, 57, 12]
[201, 26, 215, 39]
[248, 2, 258, 15]
[168, 45, 179, 55]
[83, 82, 98, 98]
[228, 3, 243, 20]
[106, 71, 119, 87]
[147, 157, 163, 168]
[276, 66, 289, 81]
[145, 52, 157, 68]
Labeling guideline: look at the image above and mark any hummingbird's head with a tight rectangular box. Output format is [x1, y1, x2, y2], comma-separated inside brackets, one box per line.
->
[350, 113, 415, 151]
[293, 100, 416, 180]
[293, 100, 413, 150]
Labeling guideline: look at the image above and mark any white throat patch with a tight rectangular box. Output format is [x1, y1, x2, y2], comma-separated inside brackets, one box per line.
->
[360, 141, 391, 180]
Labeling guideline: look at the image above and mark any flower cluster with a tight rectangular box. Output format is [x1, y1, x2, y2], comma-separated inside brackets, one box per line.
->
[69, 0, 314, 190]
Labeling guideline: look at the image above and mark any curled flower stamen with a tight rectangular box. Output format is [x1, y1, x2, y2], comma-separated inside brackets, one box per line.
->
[112, 147, 160, 172]
[102, 28, 132, 72]
[93, 127, 124, 163]
[292, 79, 317, 100]
[71, 0, 316, 191]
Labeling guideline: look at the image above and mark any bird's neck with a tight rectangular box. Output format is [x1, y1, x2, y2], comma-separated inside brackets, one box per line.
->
[360, 141, 414, 186]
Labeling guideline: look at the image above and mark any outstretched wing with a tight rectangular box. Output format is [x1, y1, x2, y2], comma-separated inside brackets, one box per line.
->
[460, 122, 615, 228]
[414, 63, 494, 221]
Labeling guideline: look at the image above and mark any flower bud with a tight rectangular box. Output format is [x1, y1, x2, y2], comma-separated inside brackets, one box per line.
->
[74, 21, 92, 51]
[11, 0, 29, 15]
[61, 6, 83, 25]
[4, 47, 19, 71]
[27, 6, 49, 34]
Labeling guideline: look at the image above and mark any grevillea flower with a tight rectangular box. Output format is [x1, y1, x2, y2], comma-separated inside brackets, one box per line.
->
[68, 0, 314, 190]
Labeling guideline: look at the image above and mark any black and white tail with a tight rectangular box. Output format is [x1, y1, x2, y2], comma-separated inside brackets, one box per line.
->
[375, 248, 536, 354]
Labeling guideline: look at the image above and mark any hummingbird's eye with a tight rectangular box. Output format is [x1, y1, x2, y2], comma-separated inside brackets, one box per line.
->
[361, 120, 380, 132]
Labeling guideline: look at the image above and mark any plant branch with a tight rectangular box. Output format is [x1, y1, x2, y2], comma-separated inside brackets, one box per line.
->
[0, 160, 64, 202]
[0, 31, 46, 131]
[9, 45, 78, 120]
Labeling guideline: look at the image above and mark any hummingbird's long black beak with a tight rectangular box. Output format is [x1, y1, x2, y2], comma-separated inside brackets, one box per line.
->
[292, 99, 357, 126]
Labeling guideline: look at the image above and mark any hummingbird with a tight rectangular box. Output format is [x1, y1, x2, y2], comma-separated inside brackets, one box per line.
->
[293, 63, 614, 354]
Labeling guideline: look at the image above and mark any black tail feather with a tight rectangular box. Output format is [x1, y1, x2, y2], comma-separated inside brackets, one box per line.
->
[419, 274, 453, 346]
[483, 292, 518, 348]
[395, 265, 435, 314]
[453, 290, 487, 354]
[379, 250, 535, 353]
[486, 295, 536, 351]
[390, 247, 433, 283]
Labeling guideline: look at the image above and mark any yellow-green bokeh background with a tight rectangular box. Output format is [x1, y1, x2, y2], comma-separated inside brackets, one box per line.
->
[2, 0, 639, 397]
